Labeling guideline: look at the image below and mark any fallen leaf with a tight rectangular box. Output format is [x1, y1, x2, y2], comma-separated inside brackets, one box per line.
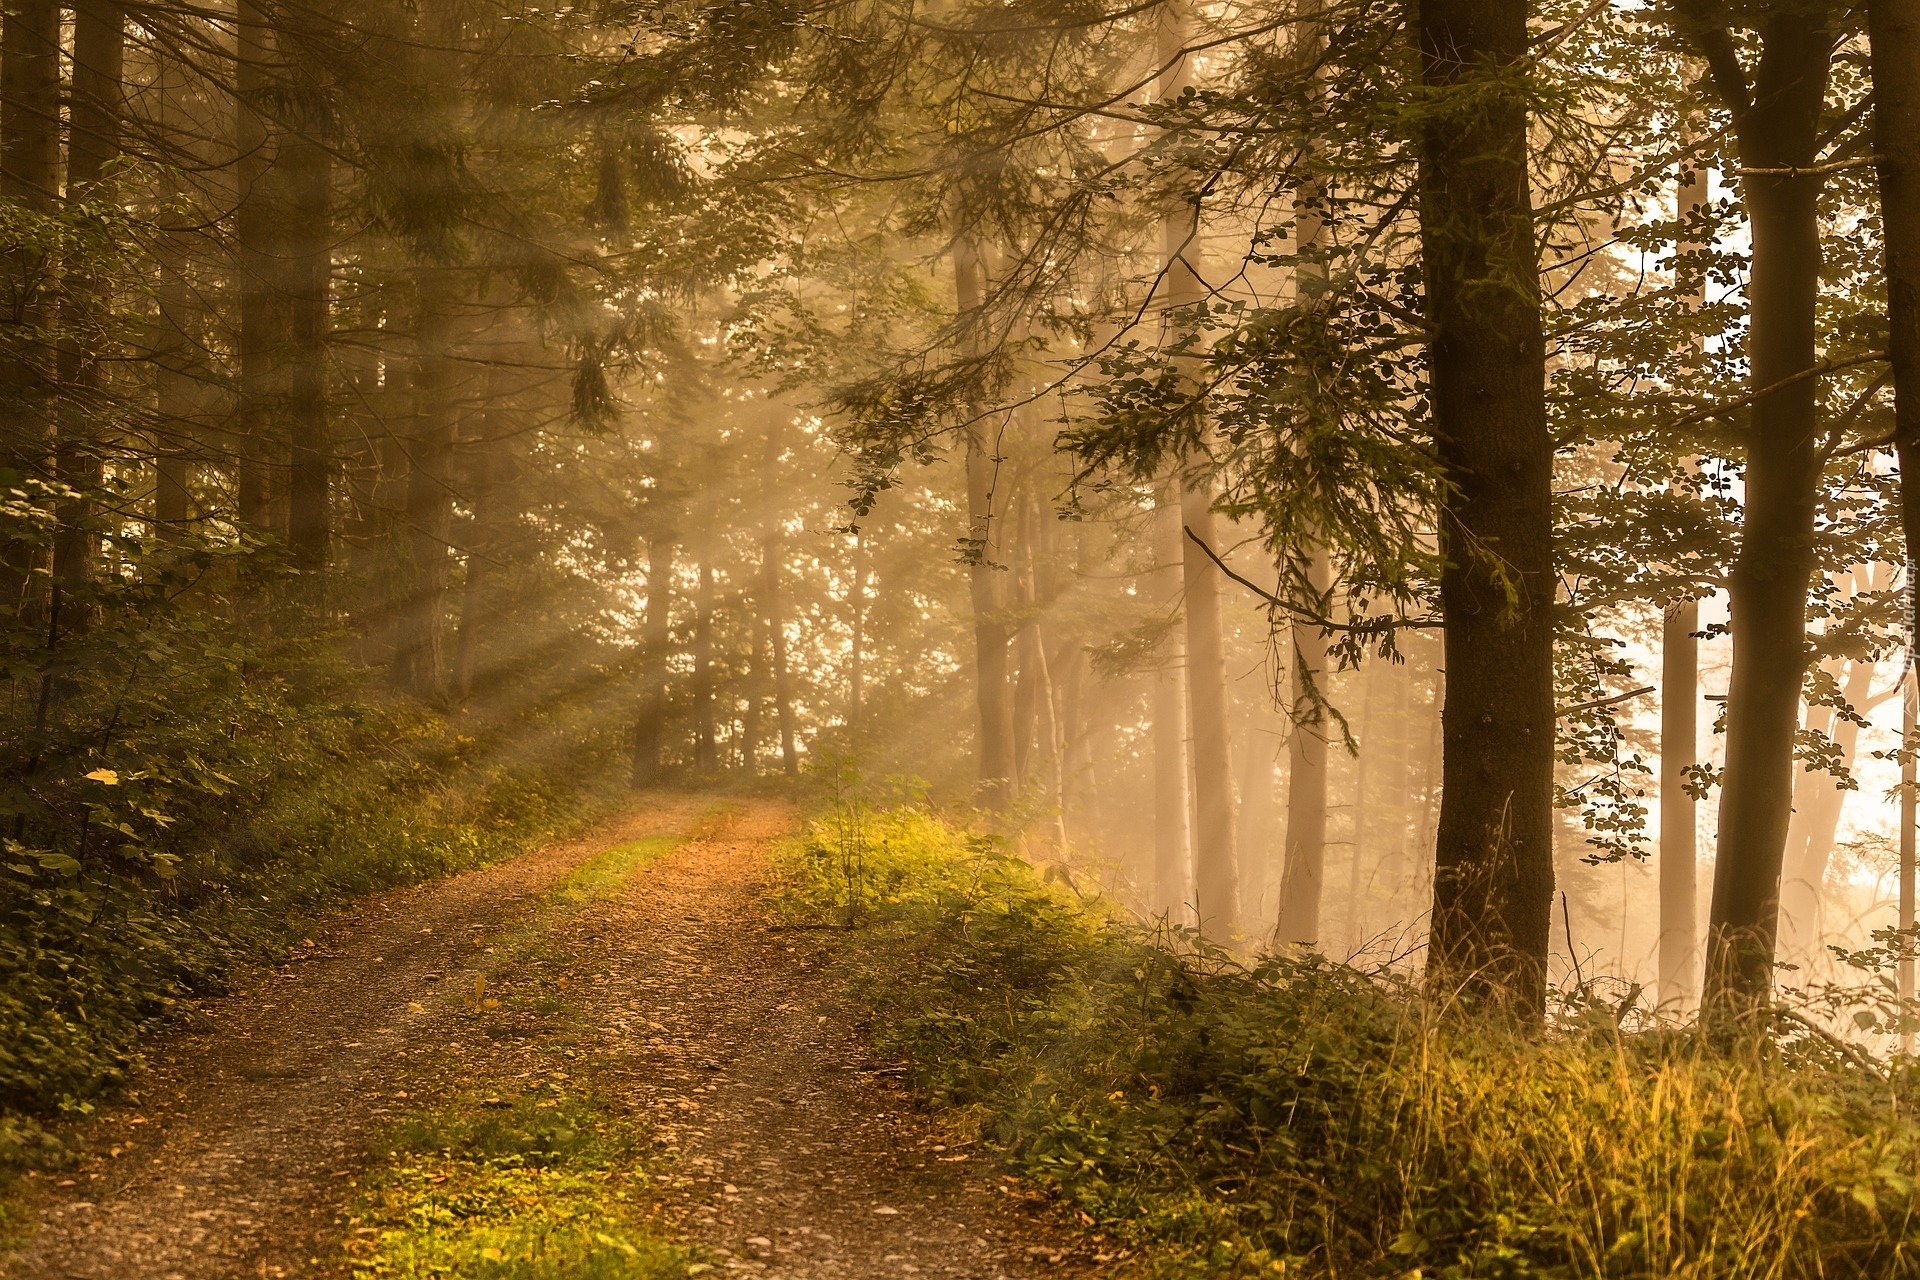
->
[84, 769, 118, 785]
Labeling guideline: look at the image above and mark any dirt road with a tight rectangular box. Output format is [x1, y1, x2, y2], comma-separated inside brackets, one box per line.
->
[4, 796, 1087, 1280]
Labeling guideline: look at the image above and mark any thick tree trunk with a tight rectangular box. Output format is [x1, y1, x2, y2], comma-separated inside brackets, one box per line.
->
[632, 536, 673, 787]
[1699, 9, 1833, 1013]
[693, 541, 716, 773]
[1418, 0, 1556, 1017]
[1235, 697, 1277, 938]
[1276, 545, 1333, 949]
[1151, 491, 1192, 919]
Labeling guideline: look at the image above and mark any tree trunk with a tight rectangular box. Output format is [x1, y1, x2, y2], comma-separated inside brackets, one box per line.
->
[234, 0, 287, 534]
[632, 536, 672, 786]
[50, 0, 124, 610]
[393, 270, 456, 699]
[1344, 661, 1381, 956]
[1181, 476, 1240, 940]
[1780, 653, 1879, 961]
[956, 236, 1013, 805]
[451, 429, 496, 704]
[150, 51, 199, 528]
[850, 526, 867, 734]
[1658, 162, 1710, 1011]
[1418, 0, 1556, 1017]
[1276, 545, 1333, 949]
[283, 123, 330, 577]
[0, 0, 61, 619]
[1696, 8, 1833, 1013]
[762, 425, 798, 778]
[1151, 491, 1192, 919]
[1870, 3, 1920, 1008]
[693, 539, 716, 774]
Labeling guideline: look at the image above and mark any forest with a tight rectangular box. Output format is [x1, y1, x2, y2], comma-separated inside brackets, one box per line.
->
[4, 0, 1920, 1277]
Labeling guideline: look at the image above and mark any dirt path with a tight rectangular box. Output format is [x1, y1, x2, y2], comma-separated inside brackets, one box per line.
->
[5, 796, 1091, 1280]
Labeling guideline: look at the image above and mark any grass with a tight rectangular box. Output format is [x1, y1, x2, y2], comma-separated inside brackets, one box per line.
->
[775, 801, 1920, 1279]
[340, 1091, 696, 1280]
[335, 807, 715, 1280]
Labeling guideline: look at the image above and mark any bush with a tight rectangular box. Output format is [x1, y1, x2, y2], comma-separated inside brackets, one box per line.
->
[780, 803, 1920, 1278]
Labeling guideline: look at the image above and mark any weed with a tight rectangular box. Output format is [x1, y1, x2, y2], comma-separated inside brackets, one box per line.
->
[783, 801, 1920, 1278]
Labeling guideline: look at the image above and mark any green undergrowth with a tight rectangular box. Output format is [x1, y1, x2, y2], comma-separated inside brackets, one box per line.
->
[0, 685, 631, 1165]
[776, 801, 1920, 1279]
[341, 1091, 695, 1280]
[337, 812, 705, 1279]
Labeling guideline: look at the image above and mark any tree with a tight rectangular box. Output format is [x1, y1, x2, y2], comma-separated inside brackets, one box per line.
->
[1418, 0, 1557, 1017]
[1671, 2, 1839, 1013]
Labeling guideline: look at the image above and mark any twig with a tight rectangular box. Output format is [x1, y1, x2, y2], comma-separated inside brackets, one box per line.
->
[1660, 351, 1888, 435]
[1558, 685, 1656, 718]
[1738, 156, 1880, 178]
[1181, 526, 1441, 633]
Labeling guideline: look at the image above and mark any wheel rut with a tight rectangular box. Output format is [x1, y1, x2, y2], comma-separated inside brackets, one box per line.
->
[3, 796, 1090, 1280]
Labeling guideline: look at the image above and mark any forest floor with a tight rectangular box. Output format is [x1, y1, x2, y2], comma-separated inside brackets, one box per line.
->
[0, 794, 1089, 1280]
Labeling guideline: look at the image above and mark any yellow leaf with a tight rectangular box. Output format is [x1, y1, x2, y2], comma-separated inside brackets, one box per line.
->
[481, 1246, 503, 1260]
[84, 769, 119, 785]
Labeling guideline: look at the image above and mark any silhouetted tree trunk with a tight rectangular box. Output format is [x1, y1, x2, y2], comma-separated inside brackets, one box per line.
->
[0, 0, 61, 618]
[51, 0, 124, 609]
[150, 52, 199, 527]
[1151, 491, 1191, 919]
[234, 0, 287, 534]
[1418, 0, 1556, 1017]
[849, 526, 867, 733]
[1681, 4, 1835, 1013]
[632, 535, 672, 786]
[283, 124, 330, 576]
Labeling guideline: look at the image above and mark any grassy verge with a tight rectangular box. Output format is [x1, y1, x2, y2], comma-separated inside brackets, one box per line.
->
[776, 802, 1920, 1279]
[0, 710, 629, 1167]
[333, 812, 719, 1280]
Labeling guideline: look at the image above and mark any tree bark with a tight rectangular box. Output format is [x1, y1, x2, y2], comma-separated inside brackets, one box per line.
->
[956, 236, 1013, 805]
[762, 424, 799, 778]
[693, 538, 716, 773]
[1870, 1, 1920, 1011]
[1418, 0, 1556, 1018]
[150, 51, 199, 528]
[50, 0, 125, 610]
[1181, 475, 1240, 940]
[283, 124, 330, 577]
[0, 0, 61, 619]
[234, 0, 287, 534]
[632, 536, 672, 786]
[1276, 545, 1333, 949]
[1658, 163, 1710, 1011]
[1690, 6, 1834, 1014]
[392, 269, 456, 699]
[1151, 490, 1192, 919]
